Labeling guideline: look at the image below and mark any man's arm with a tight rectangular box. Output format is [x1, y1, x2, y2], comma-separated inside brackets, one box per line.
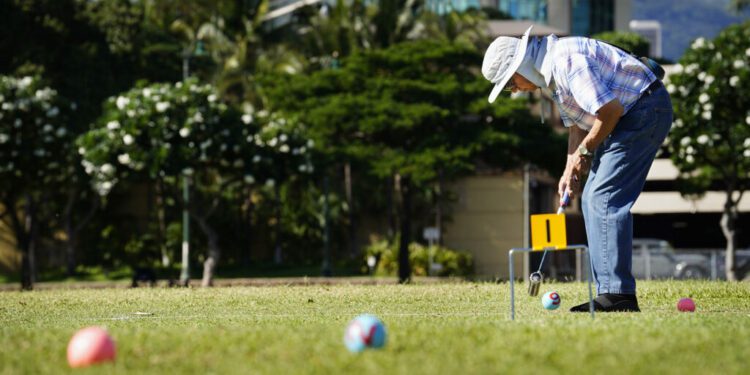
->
[561, 98, 624, 198]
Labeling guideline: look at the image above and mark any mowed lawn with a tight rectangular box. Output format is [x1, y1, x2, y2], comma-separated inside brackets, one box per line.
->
[1, 280, 749, 374]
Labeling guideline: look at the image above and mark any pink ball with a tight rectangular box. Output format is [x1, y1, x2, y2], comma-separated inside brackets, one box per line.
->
[677, 298, 696, 312]
[67, 326, 116, 368]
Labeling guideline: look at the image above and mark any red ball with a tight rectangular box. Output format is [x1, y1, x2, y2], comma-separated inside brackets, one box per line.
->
[67, 327, 116, 368]
[677, 298, 696, 312]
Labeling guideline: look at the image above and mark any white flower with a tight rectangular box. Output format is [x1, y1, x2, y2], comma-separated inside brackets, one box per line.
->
[78, 147, 86, 155]
[14, 119, 22, 127]
[107, 121, 120, 130]
[183, 168, 194, 176]
[43, 124, 54, 133]
[207, 94, 217, 103]
[142, 88, 152, 98]
[704, 75, 714, 85]
[116, 96, 130, 110]
[0, 134, 8, 144]
[674, 119, 684, 128]
[299, 146, 306, 154]
[698, 93, 709, 104]
[253, 155, 261, 163]
[244, 175, 255, 184]
[679, 86, 689, 97]
[117, 153, 131, 165]
[691, 37, 705, 49]
[680, 137, 691, 146]
[123, 134, 134, 145]
[268, 137, 278, 147]
[745, 150, 750, 158]
[265, 179, 275, 188]
[56, 127, 66, 137]
[1, 102, 12, 111]
[307, 139, 315, 148]
[733, 60, 745, 69]
[200, 140, 212, 149]
[703, 103, 713, 112]
[18, 76, 33, 90]
[279, 134, 288, 142]
[100, 163, 114, 175]
[744, 138, 750, 148]
[34, 149, 45, 157]
[156, 102, 170, 113]
[672, 64, 683, 74]
[701, 111, 712, 120]
[697, 135, 709, 144]
[746, 115, 750, 125]
[97, 181, 113, 195]
[730, 76, 740, 87]
[233, 159, 244, 168]
[46, 107, 59, 117]
[279, 144, 290, 153]
[686, 155, 694, 163]
[667, 84, 676, 94]
[747, 48, 750, 57]
[193, 112, 204, 123]
[179, 128, 190, 138]
[70, 102, 77, 111]
[697, 72, 706, 81]
[241, 114, 252, 124]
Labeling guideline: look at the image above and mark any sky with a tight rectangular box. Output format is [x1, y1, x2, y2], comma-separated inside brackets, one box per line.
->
[632, 0, 750, 61]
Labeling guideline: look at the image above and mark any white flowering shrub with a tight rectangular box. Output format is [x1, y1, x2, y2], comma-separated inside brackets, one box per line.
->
[665, 22, 750, 192]
[77, 79, 316, 196]
[0, 75, 74, 186]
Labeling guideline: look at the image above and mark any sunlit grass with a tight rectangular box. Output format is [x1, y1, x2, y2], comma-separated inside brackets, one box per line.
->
[1, 281, 749, 374]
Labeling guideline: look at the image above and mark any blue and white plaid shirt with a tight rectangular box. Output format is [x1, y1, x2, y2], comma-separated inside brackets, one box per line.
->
[540, 36, 657, 131]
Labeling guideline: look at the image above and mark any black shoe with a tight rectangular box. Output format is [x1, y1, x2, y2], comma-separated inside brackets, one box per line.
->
[570, 293, 640, 313]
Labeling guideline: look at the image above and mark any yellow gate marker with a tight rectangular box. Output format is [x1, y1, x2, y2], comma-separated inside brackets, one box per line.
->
[530, 213, 567, 250]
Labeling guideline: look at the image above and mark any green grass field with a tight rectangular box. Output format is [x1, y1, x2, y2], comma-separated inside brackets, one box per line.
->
[1, 280, 749, 374]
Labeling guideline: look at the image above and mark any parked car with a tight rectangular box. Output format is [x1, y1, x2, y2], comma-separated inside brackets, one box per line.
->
[631, 238, 710, 279]
[716, 249, 750, 281]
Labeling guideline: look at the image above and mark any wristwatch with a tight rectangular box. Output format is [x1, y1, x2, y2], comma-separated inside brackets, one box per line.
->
[578, 145, 593, 158]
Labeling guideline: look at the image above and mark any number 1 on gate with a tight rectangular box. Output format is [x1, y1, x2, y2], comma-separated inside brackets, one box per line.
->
[530, 214, 567, 250]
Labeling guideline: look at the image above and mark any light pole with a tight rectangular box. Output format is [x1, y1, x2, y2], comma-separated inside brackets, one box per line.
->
[179, 40, 206, 286]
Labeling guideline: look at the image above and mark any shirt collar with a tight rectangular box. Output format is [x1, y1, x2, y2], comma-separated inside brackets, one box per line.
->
[540, 34, 558, 87]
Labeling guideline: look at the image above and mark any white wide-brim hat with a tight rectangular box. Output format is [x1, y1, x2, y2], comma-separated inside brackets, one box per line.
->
[482, 25, 534, 103]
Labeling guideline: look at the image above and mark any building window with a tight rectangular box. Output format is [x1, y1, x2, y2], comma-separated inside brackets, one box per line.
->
[498, 0, 548, 23]
[571, 0, 614, 36]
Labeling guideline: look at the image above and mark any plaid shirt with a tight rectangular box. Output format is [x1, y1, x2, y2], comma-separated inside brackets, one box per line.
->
[543, 36, 657, 131]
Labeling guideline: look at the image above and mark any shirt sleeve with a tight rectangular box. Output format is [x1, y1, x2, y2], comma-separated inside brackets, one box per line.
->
[565, 54, 617, 115]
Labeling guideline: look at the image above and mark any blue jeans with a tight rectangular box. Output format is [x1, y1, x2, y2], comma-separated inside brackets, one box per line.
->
[582, 84, 673, 295]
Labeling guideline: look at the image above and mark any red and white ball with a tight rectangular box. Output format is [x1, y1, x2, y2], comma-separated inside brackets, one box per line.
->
[67, 326, 116, 368]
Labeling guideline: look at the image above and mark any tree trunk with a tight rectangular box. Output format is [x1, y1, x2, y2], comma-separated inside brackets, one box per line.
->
[387, 175, 396, 241]
[155, 180, 170, 267]
[398, 174, 412, 284]
[345, 162, 357, 259]
[196, 215, 221, 287]
[242, 187, 254, 268]
[20, 195, 37, 290]
[273, 183, 283, 265]
[720, 190, 738, 281]
[435, 169, 444, 246]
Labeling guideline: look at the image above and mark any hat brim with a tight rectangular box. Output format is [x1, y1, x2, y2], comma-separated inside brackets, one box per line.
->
[488, 26, 534, 103]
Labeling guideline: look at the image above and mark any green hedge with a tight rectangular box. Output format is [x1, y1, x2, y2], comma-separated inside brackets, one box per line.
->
[363, 239, 473, 277]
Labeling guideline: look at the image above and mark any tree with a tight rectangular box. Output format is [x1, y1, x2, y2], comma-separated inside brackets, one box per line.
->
[0, 74, 77, 289]
[591, 31, 651, 57]
[77, 79, 315, 285]
[665, 22, 750, 281]
[264, 40, 564, 282]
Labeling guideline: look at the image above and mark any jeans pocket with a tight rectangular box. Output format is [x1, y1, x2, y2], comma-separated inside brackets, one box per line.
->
[608, 107, 655, 147]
